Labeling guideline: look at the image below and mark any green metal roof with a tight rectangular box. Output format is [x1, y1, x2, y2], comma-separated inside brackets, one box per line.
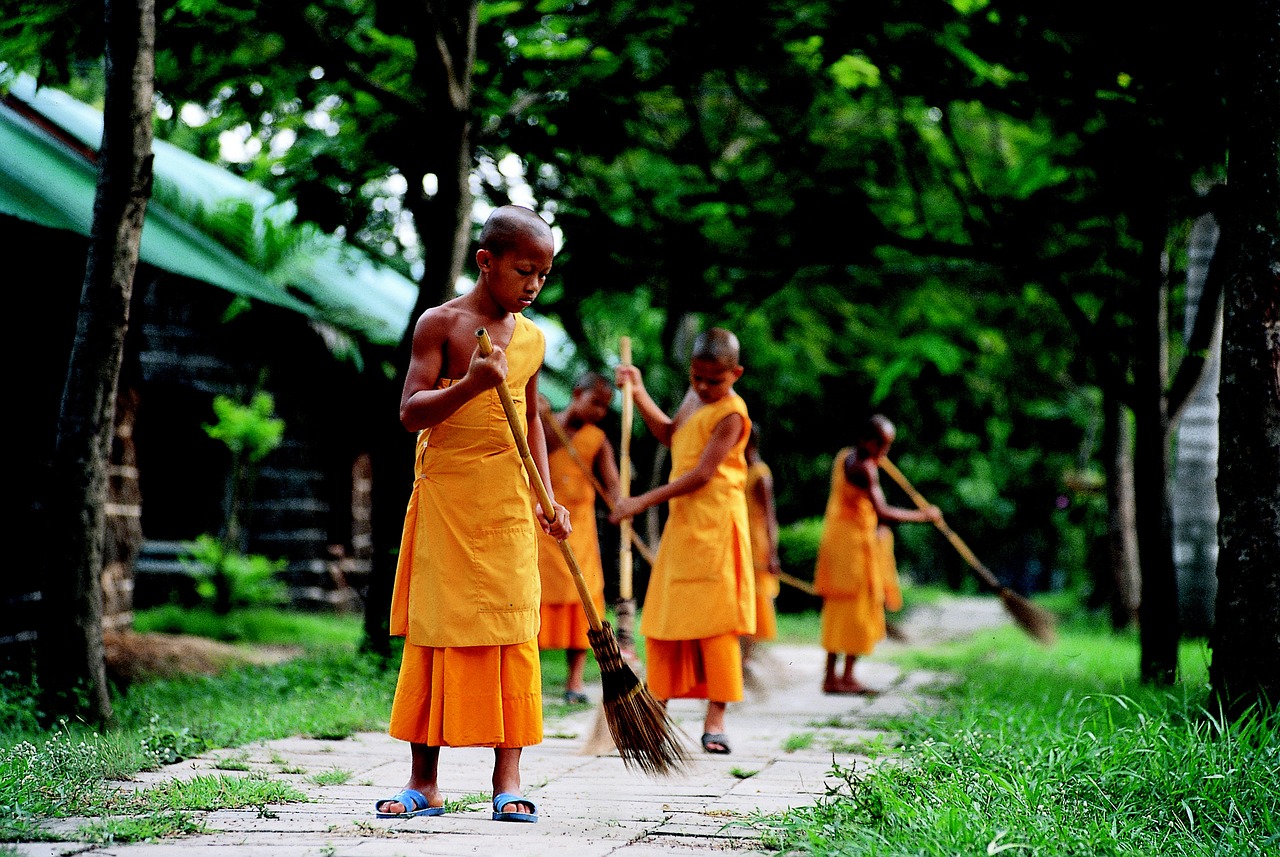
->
[0, 72, 578, 405]
[0, 72, 417, 346]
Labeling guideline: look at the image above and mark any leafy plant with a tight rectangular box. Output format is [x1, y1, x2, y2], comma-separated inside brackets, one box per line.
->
[138, 715, 209, 769]
[180, 535, 288, 613]
[197, 391, 287, 614]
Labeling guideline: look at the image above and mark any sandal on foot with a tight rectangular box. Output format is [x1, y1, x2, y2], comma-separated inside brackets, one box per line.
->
[563, 690, 590, 705]
[375, 788, 444, 818]
[492, 792, 538, 823]
[701, 732, 731, 754]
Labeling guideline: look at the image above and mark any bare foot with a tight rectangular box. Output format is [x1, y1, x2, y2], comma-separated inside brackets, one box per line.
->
[824, 679, 878, 695]
[492, 792, 537, 818]
[376, 784, 444, 815]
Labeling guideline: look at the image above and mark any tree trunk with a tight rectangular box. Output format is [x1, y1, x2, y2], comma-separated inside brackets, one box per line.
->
[362, 1, 480, 654]
[1132, 215, 1180, 685]
[405, 0, 478, 315]
[1172, 213, 1222, 637]
[36, 0, 155, 725]
[1210, 0, 1280, 719]
[1101, 391, 1141, 629]
[103, 384, 144, 634]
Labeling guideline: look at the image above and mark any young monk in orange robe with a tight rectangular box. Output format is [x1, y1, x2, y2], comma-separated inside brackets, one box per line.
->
[536, 372, 621, 705]
[609, 327, 755, 755]
[379, 205, 570, 824]
[814, 414, 939, 695]
[742, 424, 782, 672]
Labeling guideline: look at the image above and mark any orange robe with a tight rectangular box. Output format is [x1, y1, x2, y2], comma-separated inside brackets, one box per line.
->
[813, 448, 897, 656]
[745, 460, 779, 641]
[387, 314, 545, 748]
[537, 423, 607, 651]
[642, 393, 755, 701]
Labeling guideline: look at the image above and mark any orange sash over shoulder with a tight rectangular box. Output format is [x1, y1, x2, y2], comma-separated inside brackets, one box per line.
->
[389, 315, 545, 648]
[641, 393, 755, 641]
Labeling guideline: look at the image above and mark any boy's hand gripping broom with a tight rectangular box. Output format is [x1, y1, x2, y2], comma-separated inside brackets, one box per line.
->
[879, 457, 1057, 645]
[476, 329, 690, 776]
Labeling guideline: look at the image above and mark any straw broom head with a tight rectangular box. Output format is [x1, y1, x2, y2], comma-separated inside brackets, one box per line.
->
[878, 456, 1058, 646]
[588, 623, 691, 776]
[996, 587, 1058, 645]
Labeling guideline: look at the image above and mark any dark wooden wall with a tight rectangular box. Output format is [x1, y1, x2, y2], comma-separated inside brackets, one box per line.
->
[5, 215, 379, 670]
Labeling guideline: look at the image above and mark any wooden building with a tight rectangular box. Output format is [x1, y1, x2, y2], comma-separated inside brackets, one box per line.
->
[2, 74, 416, 656]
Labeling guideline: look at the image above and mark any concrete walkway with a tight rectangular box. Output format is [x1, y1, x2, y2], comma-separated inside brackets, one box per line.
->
[17, 597, 1010, 856]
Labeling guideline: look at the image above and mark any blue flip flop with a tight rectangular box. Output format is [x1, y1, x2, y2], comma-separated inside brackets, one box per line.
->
[375, 788, 445, 818]
[492, 792, 538, 823]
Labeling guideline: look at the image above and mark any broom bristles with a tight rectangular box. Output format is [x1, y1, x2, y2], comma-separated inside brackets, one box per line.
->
[588, 623, 691, 776]
[997, 587, 1058, 645]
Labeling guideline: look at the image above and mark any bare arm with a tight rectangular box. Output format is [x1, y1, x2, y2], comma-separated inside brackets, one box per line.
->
[593, 438, 622, 508]
[609, 412, 744, 523]
[399, 309, 505, 431]
[753, 467, 782, 575]
[525, 370, 571, 540]
[615, 364, 675, 446]
[848, 454, 940, 524]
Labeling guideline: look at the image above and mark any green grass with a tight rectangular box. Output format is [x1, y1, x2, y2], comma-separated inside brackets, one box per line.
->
[133, 605, 364, 648]
[0, 603, 642, 843]
[78, 812, 207, 844]
[755, 612, 1279, 856]
[6, 598, 1276, 853]
[783, 732, 816, 752]
[308, 768, 354, 786]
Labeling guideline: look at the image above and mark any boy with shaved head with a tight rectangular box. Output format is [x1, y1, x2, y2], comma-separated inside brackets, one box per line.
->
[536, 371, 622, 705]
[378, 204, 570, 823]
[609, 327, 756, 754]
[814, 414, 940, 695]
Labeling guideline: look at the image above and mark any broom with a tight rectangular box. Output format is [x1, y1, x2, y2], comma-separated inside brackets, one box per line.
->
[476, 328, 690, 775]
[614, 335, 639, 655]
[538, 392, 658, 566]
[578, 335, 644, 757]
[878, 456, 1057, 645]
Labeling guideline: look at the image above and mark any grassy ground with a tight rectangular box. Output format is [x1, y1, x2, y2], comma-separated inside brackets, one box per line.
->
[757, 607, 1278, 856]
[3, 597, 1276, 853]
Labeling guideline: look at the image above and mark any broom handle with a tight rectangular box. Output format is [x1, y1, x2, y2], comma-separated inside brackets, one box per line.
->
[476, 328, 605, 632]
[879, 457, 1003, 592]
[778, 570, 817, 596]
[618, 336, 635, 600]
[540, 392, 658, 566]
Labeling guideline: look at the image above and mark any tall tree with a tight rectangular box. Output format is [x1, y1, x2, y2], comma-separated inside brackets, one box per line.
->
[145, 1, 590, 652]
[35, 0, 155, 724]
[1210, 0, 1280, 719]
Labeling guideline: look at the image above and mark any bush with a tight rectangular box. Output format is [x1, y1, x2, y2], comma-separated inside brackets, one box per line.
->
[180, 535, 288, 612]
[778, 517, 824, 577]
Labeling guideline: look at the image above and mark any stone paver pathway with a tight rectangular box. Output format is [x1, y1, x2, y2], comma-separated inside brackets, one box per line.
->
[15, 596, 1009, 856]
